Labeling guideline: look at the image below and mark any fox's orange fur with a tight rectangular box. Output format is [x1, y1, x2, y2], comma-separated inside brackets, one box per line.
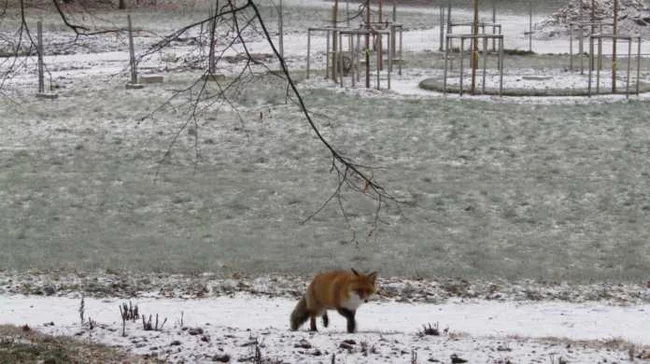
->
[290, 268, 378, 333]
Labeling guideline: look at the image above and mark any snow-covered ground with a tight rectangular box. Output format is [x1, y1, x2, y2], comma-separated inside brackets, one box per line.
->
[2, 293, 650, 363]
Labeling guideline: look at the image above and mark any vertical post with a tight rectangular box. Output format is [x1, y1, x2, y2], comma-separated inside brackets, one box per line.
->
[387, 31, 392, 90]
[443, 35, 449, 95]
[127, 14, 138, 84]
[499, 36, 504, 96]
[399, 26, 403, 75]
[446, 0, 452, 34]
[482, 36, 487, 94]
[492, 0, 496, 51]
[591, 0, 595, 71]
[346, 0, 350, 27]
[339, 31, 344, 87]
[326, 29, 331, 79]
[578, 2, 584, 74]
[626, 37, 631, 98]
[470, 0, 478, 95]
[588, 36, 593, 97]
[528, 1, 533, 53]
[208, 5, 216, 74]
[596, 36, 601, 94]
[637, 37, 642, 95]
[391, 0, 396, 59]
[376, 34, 381, 90]
[37, 20, 44, 94]
[612, 0, 618, 93]
[460, 37, 465, 96]
[306, 29, 311, 79]
[569, 24, 574, 71]
[332, 0, 339, 79]
[365, 0, 370, 88]
[278, 0, 284, 59]
[439, 2, 445, 51]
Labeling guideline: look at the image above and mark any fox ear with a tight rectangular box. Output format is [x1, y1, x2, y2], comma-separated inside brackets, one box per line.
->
[368, 271, 378, 281]
[351, 268, 360, 276]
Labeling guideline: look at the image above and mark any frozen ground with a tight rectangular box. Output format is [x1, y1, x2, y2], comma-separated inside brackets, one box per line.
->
[2, 294, 650, 363]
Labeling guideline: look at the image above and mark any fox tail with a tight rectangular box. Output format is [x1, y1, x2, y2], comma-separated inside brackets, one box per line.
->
[290, 295, 310, 331]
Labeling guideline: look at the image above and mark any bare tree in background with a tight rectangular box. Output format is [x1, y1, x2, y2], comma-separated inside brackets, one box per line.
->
[1, 0, 395, 241]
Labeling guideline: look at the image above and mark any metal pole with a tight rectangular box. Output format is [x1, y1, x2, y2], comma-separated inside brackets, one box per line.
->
[528, 1, 533, 53]
[471, 0, 478, 94]
[326, 29, 331, 79]
[492, 0, 496, 51]
[346, 0, 350, 27]
[278, 0, 284, 59]
[499, 36, 504, 96]
[208, 4, 216, 74]
[439, 2, 445, 51]
[637, 37, 642, 95]
[399, 25, 403, 75]
[570, 24, 574, 72]
[365, 0, 370, 88]
[446, 0, 452, 35]
[127, 14, 138, 84]
[460, 37, 465, 96]
[482, 36, 487, 94]
[588, 36, 593, 96]
[306, 30, 311, 78]
[596, 36, 601, 94]
[376, 34, 381, 90]
[387, 31, 392, 90]
[443, 35, 449, 95]
[626, 37, 631, 98]
[612, 0, 618, 93]
[37, 21, 44, 94]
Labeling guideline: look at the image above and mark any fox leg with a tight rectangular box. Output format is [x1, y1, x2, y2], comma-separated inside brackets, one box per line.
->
[322, 312, 329, 328]
[309, 315, 318, 331]
[336, 308, 356, 333]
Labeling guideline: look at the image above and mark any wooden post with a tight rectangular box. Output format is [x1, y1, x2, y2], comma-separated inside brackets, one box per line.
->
[279, 0, 284, 59]
[365, 0, 370, 88]
[528, 1, 533, 52]
[612, 0, 617, 93]
[208, 5, 216, 74]
[127, 15, 138, 85]
[471, 0, 479, 94]
[332, 0, 339, 80]
[37, 21, 44, 94]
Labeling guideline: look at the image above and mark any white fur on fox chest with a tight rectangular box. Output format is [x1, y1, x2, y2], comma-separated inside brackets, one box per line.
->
[340, 291, 365, 311]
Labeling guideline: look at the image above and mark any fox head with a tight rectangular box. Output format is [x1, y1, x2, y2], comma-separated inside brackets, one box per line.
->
[349, 268, 378, 303]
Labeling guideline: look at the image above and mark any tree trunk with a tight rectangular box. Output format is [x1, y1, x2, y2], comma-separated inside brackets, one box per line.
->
[118, 0, 126, 10]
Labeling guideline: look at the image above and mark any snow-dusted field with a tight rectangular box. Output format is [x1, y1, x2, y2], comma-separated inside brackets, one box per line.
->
[2, 0, 650, 362]
[2, 293, 650, 363]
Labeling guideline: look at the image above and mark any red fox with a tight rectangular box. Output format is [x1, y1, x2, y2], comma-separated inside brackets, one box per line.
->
[290, 268, 378, 333]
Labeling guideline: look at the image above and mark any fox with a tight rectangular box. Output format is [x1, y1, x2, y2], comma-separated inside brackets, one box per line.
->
[290, 268, 378, 333]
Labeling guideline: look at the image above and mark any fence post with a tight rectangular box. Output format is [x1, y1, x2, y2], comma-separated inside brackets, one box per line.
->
[35, 20, 57, 99]
[126, 14, 144, 89]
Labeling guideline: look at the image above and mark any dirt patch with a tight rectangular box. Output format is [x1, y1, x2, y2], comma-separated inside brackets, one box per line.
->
[0, 324, 159, 363]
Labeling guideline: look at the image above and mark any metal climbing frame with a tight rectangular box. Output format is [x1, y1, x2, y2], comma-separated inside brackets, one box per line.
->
[361, 21, 404, 75]
[446, 22, 502, 52]
[443, 33, 504, 96]
[568, 21, 614, 74]
[588, 34, 642, 98]
[306, 26, 350, 80]
[338, 28, 393, 90]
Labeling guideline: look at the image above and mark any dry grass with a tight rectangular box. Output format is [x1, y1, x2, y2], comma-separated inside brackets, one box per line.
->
[0, 324, 162, 364]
